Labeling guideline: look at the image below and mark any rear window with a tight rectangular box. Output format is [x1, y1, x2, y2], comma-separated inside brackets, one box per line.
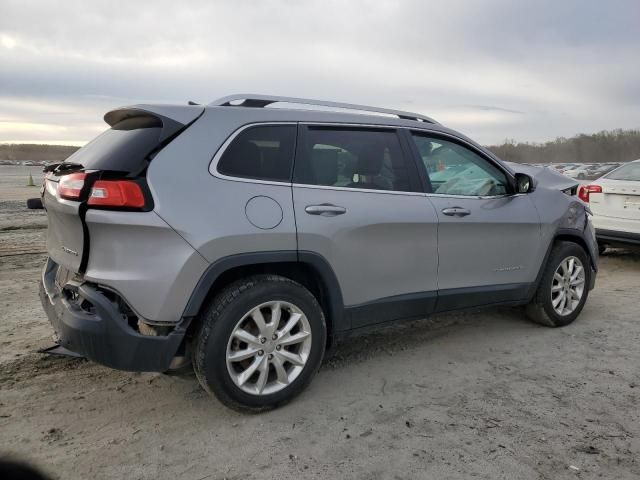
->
[63, 116, 162, 173]
[217, 125, 296, 182]
[605, 162, 640, 181]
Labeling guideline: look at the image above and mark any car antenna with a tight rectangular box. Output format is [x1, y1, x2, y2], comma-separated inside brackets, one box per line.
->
[188, 100, 200, 105]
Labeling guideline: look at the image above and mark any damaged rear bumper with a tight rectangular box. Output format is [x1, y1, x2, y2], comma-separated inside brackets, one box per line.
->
[40, 258, 186, 372]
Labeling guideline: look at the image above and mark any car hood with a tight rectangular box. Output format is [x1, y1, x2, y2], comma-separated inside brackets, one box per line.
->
[504, 162, 578, 191]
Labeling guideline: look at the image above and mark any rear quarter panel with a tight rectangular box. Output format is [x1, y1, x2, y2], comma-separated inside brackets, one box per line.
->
[84, 210, 209, 323]
[146, 108, 297, 263]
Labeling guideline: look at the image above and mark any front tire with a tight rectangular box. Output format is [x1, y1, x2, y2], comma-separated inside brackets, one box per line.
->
[526, 242, 591, 327]
[192, 275, 326, 412]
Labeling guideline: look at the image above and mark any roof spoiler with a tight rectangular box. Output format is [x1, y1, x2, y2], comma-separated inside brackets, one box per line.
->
[104, 104, 205, 143]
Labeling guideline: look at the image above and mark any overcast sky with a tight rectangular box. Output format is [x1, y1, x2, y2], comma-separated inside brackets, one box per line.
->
[1, 0, 639, 146]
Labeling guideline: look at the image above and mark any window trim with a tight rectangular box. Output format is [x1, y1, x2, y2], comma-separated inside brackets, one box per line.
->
[209, 122, 298, 186]
[292, 122, 424, 195]
[208, 121, 517, 198]
[290, 181, 427, 197]
[407, 128, 517, 198]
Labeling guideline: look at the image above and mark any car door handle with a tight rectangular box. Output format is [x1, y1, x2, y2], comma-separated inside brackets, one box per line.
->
[442, 207, 471, 217]
[305, 204, 347, 216]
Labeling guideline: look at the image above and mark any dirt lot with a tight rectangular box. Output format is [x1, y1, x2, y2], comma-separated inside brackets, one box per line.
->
[1, 165, 639, 479]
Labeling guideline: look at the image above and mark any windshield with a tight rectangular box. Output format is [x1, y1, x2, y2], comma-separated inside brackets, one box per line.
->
[605, 162, 640, 181]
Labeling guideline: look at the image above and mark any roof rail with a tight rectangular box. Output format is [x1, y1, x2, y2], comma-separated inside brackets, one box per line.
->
[209, 94, 439, 124]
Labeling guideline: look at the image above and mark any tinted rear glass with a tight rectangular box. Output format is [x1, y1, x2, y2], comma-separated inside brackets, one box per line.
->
[63, 116, 162, 173]
[217, 125, 296, 182]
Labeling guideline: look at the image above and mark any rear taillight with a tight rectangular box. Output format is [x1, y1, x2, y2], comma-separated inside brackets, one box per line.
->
[57, 172, 87, 200]
[57, 172, 147, 209]
[88, 180, 146, 208]
[578, 184, 602, 203]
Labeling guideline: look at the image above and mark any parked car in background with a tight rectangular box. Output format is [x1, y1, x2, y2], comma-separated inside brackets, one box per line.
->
[564, 165, 593, 179]
[585, 163, 621, 179]
[557, 164, 581, 174]
[546, 164, 567, 173]
[579, 160, 640, 253]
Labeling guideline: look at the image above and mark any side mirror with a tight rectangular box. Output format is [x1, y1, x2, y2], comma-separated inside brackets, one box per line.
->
[514, 173, 534, 194]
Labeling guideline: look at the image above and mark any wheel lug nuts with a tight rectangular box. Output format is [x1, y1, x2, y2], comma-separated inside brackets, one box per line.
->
[272, 334, 278, 340]
[276, 345, 281, 351]
[260, 337, 266, 344]
[258, 350, 264, 356]
[268, 354, 273, 360]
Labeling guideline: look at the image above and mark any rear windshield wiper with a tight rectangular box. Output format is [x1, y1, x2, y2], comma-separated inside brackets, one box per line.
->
[43, 162, 84, 174]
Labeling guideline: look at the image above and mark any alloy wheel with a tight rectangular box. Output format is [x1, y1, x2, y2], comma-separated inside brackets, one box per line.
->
[550, 256, 586, 316]
[226, 301, 312, 395]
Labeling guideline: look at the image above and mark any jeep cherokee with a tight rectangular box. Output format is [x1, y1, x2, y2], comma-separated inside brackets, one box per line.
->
[34, 94, 598, 411]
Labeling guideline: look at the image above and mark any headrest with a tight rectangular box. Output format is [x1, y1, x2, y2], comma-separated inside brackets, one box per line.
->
[310, 149, 338, 185]
[355, 143, 385, 176]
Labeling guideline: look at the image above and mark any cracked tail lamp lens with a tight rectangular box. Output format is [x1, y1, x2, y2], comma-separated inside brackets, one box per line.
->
[88, 180, 145, 208]
[57, 172, 87, 200]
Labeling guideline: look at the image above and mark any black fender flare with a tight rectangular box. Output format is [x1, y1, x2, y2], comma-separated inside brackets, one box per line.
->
[181, 250, 347, 332]
[527, 227, 598, 301]
[554, 227, 599, 272]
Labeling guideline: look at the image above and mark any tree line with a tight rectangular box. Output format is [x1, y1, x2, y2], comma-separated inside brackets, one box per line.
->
[0, 144, 79, 162]
[487, 129, 640, 164]
[2, 128, 640, 165]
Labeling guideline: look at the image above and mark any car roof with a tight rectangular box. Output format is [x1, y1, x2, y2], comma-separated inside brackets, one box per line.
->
[205, 104, 440, 128]
[209, 93, 439, 124]
[202, 104, 503, 163]
[110, 96, 511, 172]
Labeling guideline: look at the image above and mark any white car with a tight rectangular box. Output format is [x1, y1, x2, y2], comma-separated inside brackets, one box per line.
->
[558, 164, 580, 174]
[565, 164, 593, 179]
[579, 160, 640, 253]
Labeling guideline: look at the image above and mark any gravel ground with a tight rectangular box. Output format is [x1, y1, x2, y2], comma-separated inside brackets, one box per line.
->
[0, 165, 44, 202]
[1, 165, 639, 479]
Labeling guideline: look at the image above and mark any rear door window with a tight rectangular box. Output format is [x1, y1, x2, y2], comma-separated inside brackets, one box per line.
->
[294, 126, 420, 192]
[217, 125, 296, 182]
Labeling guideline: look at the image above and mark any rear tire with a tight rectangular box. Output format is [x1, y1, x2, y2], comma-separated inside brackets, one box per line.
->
[526, 242, 591, 327]
[192, 274, 326, 412]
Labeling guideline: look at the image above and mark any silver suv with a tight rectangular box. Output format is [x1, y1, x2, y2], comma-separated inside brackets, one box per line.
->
[35, 94, 598, 411]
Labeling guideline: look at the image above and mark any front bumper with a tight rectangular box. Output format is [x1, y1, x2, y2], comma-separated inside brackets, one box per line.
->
[40, 258, 186, 372]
